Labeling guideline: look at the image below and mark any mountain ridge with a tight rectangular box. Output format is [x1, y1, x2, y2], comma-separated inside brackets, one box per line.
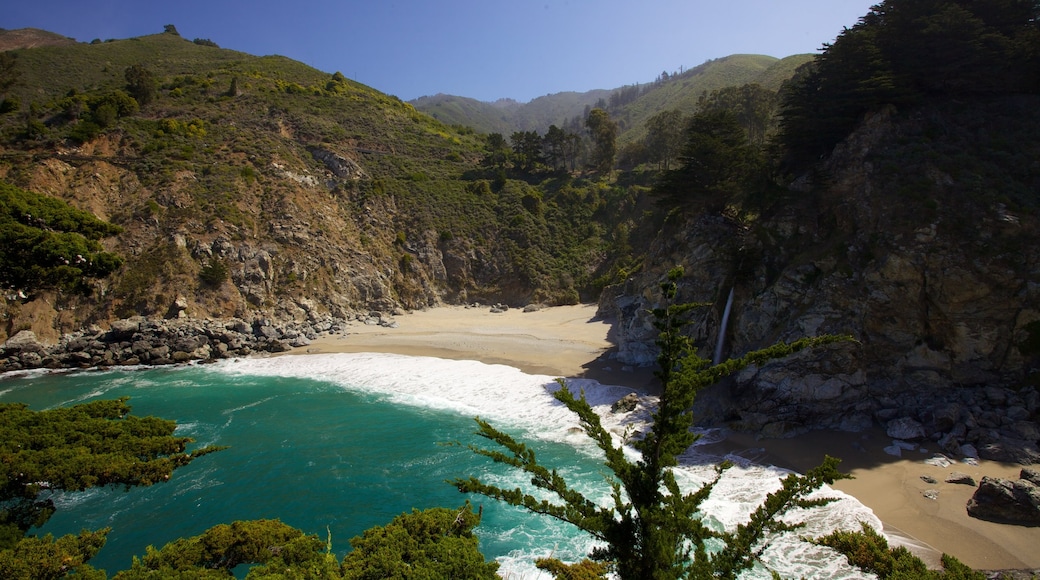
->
[410, 53, 813, 139]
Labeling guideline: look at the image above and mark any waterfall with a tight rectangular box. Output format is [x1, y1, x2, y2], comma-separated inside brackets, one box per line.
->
[712, 287, 735, 365]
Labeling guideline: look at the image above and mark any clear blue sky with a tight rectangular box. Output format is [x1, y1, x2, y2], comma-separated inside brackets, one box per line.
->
[4, 1, 877, 103]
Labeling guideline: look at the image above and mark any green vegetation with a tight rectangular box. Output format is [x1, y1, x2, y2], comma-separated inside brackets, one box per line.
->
[0, 398, 223, 551]
[778, 0, 1040, 169]
[339, 504, 499, 580]
[0, 181, 123, 294]
[454, 268, 854, 579]
[817, 523, 984, 579]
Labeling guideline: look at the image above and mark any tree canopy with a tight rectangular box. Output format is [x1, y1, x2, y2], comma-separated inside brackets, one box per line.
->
[0, 181, 123, 294]
[585, 107, 618, 173]
[0, 397, 224, 549]
[653, 110, 758, 214]
[778, 0, 1040, 167]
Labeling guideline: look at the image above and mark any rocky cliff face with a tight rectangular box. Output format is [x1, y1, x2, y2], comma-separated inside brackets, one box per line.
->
[600, 100, 1040, 459]
[0, 139, 498, 343]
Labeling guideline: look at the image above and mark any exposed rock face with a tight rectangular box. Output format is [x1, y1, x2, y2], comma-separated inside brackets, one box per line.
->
[598, 102, 1040, 453]
[967, 469, 1040, 525]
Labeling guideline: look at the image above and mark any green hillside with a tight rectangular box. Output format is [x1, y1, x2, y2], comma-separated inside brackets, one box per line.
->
[410, 94, 521, 135]
[0, 28, 656, 335]
[409, 53, 813, 142]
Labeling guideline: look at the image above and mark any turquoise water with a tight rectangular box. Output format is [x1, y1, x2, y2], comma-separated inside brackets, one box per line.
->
[0, 353, 880, 578]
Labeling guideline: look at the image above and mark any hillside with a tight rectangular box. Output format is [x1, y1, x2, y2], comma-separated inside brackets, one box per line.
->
[410, 53, 813, 140]
[0, 27, 76, 51]
[0, 29, 647, 342]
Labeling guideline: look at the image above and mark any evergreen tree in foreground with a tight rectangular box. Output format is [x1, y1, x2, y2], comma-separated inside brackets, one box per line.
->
[454, 267, 855, 579]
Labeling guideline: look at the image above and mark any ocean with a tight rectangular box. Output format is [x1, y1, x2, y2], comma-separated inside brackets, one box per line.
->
[0, 353, 879, 578]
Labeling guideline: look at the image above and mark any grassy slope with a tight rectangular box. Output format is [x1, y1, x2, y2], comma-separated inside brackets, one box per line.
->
[0, 31, 655, 322]
[409, 54, 813, 142]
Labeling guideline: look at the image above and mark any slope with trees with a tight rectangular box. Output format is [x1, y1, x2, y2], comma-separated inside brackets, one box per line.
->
[410, 54, 812, 143]
[0, 30, 653, 342]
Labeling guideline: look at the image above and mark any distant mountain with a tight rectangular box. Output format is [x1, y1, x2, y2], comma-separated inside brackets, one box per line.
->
[410, 54, 813, 140]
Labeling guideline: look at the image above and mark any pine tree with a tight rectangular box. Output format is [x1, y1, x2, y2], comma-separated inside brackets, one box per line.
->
[454, 267, 853, 579]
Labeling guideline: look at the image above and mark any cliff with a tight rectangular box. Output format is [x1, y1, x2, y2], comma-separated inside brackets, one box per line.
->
[600, 97, 1040, 461]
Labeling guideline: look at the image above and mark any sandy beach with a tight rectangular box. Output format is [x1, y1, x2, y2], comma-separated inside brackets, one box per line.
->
[292, 304, 1040, 572]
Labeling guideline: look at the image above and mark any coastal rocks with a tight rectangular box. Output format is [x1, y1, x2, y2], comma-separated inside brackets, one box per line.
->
[0, 314, 360, 372]
[1, 330, 45, 354]
[886, 417, 926, 440]
[966, 469, 1040, 525]
[611, 393, 640, 414]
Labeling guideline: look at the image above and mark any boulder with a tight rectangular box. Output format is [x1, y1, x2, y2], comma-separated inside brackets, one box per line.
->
[611, 393, 640, 414]
[946, 472, 977, 486]
[977, 438, 1040, 465]
[886, 417, 926, 440]
[2, 330, 45, 354]
[967, 471, 1040, 525]
[105, 318, 141, 341]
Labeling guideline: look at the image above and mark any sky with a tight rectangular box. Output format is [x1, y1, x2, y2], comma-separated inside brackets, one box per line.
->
[4, 1, 878, 103]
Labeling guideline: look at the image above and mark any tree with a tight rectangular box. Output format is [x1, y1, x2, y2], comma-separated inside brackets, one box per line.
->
[112, 519, 337, 579]
[109, 505, 498, 579]
[510, 130, 543, 172]
[0, 530, 108, 580]
[0, 398, 225, 548]
[585, 108, 617, 173]
[697, 84, 779, 148]
[455, 267, 853, 579]
[653, 110, 756, 213]
[0, 181, 124, 293]
[341, 504, 499, 580]
[481, 132, 511, 169]
[644, 109, 685, 170]
[543, 124, 568, 171]
[0, 52, 19, 95]
[817, 522, 985, 579]
[163, 24, 180, 36]
[777, 0, 1040, 170]
[124, 65, 156, 106]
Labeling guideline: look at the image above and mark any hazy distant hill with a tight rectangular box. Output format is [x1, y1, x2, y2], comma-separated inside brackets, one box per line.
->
[410, 53, 813, 140]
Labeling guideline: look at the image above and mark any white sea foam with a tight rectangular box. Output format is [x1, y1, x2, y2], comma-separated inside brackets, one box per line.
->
[209, 353, 881, 579]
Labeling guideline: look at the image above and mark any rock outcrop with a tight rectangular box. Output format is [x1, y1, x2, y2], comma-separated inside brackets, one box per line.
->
[0, 312, 399, 372]
[598, 101, 1040, 456]
[967, 468, 1040, 525]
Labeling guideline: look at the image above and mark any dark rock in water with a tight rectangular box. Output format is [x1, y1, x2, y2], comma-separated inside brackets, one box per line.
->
[760, 421, 806, 439]
[611, 393, 639, 414]
[0, 314, 354, 373]
[967, 471, 1040, 525]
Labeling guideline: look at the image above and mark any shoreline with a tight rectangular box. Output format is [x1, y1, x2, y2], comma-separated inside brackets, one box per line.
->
[291, 303, 1040, 572]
